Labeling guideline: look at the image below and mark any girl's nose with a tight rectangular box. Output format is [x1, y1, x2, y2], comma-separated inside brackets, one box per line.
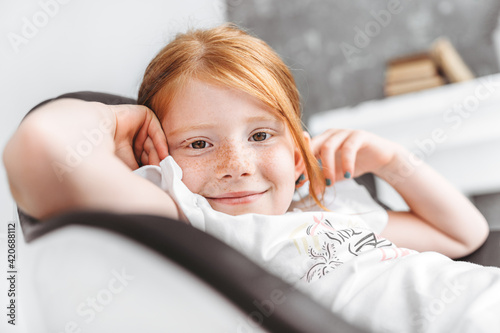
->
[215, 142, 256, 179]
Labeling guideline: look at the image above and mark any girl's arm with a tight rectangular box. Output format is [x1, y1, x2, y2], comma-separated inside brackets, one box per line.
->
[3, 99, 180, 221]
[375, 147, 488, 258]
[310, 129, 488, 259]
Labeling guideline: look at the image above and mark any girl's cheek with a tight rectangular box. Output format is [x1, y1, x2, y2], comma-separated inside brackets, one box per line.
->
[175, 156, 214, 193]
[262, 145, 295, 173]
[174, 157, 200, 186]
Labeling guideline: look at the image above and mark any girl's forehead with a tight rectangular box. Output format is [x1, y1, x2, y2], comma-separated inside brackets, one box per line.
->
[161, 79, 286, 124]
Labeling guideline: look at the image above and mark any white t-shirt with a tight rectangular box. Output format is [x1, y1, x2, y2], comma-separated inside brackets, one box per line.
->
[134, 157, 500, 333]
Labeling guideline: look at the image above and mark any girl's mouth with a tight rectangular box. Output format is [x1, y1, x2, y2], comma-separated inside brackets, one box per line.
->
[206, 191, 267, 205]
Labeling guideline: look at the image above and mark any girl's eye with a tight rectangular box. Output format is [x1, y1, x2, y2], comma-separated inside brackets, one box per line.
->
[251, 132, 270, 142]
[190, 140, 208, 149]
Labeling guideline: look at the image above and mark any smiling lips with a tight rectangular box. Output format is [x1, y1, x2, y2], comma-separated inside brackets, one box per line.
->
[206, 191, 267, 205]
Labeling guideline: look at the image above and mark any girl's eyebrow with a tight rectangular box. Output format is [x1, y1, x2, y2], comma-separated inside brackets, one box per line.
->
[168, 123, 215, 137]
[168, 115, 282, 137]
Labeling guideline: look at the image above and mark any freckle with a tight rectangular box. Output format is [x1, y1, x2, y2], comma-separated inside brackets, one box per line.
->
[215, 140, 233, 173]
[214, 139, 254, 176]
[191, 159, 203, 171]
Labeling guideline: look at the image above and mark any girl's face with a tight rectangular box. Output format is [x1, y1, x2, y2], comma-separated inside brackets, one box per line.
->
[162, 79, 303, 216]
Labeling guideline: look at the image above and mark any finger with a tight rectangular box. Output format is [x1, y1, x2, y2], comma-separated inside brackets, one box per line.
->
[143, 137, 154, 155]
[148, 148, 161, 166]
[110, 104, 150, 147]
[108, 104, 146, 163]
[339, 131, 364, 179]
[132, 108, 168, 163]
[147, 112, 169, 159]
[144, 137, 161, 166]
[133, 108, 151, 160]
[141, 150, 149, 166]
[132, 107, 168, 159]
[309, 129, 337, 181]
[309, 129, 341, 157]
[317, 130, 351, 184]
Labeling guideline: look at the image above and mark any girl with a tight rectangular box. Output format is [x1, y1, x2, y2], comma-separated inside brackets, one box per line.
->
[134, 23, 489, 259]
[4, 23, 498, 332]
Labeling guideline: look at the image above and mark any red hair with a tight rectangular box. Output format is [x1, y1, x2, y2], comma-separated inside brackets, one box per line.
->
[138, 23, 326, 207]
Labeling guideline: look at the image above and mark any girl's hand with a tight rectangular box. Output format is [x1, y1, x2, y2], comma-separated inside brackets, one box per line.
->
[108, 104, 169, 169]
[310, 128, 489, 259]
[309, 129, 401, 184]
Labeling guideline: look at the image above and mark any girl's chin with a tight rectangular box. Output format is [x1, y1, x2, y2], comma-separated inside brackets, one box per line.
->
[209, 203, 264, 216]
[208, 202, 287, 216]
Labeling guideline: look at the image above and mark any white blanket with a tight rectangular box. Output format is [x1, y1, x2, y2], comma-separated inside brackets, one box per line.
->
[134, 157, 500, 332]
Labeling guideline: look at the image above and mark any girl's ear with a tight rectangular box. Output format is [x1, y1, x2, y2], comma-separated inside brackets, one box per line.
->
[294, 131, 310, 180]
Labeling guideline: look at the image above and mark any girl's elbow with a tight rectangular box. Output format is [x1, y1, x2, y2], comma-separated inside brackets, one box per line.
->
[474, 215, 490, 247]
[459, 215, 489, 258]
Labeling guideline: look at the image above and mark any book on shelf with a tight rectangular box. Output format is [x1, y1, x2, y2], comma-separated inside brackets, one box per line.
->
[431, 38, 474, 83]
[383, 37, 474, 97]
[385, 53, 438, 84]
[385, 75, 446, 96]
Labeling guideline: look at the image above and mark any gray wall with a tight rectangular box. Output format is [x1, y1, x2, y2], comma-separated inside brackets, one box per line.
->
[228, 0, 500, 122]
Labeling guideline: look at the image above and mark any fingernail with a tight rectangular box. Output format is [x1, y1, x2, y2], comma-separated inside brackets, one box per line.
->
[295, 174, 305, 185]
[344, 171, 351, 179]
[325, 178, 332, 186]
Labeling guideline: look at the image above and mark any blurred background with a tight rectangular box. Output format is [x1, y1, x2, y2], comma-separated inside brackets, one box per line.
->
[2, 1, 500, 330]
[228, 0, 500, 120]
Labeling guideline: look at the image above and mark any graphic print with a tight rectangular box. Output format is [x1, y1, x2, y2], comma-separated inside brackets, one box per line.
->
[306, 242, 342, 282]
[296, 213, 393, 282]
